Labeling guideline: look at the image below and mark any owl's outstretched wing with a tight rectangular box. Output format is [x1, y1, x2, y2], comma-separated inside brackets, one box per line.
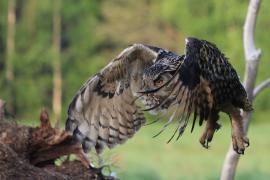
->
[66, 44, 159, 153]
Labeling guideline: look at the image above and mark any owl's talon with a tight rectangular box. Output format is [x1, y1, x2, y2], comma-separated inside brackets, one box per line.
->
[244, 136, 250, 147]
[89, 164, 102, 174]
[232, 134, 249, 155]
[200, 133, 211, 149]
[199, 121, 221, 149]
[89, 165, 115, 179]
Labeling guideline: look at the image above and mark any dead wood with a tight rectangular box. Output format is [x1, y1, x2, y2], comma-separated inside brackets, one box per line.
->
[0, 110, 116, 180]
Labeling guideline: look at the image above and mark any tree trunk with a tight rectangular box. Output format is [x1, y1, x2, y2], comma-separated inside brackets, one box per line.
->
[24, 0, 37, 36]
[52, 0, 62, 128]
[220, 0, 262, 179]
[5, 0, 16, 114]
[0, 100, 5, 121]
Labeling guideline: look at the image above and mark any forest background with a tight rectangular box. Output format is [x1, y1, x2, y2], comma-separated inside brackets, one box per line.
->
[0, 0, 269, 179]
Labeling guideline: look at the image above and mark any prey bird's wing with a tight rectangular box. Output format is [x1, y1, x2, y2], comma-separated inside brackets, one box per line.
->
[66, 44, 159, 153]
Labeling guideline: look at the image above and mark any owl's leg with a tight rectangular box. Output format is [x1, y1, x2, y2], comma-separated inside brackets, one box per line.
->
[78, 149, 111, 178]
[229, 108, 249, 154]
[76, 149, 92, 167]
[199, 112, 220, 148]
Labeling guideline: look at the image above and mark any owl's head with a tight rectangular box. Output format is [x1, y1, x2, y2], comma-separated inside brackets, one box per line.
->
[140, 53, 183, 111]
[142, 63, 174, 93]
[142, 51, 183, 91]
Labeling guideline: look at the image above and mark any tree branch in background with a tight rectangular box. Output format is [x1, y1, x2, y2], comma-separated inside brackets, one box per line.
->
[52, 0, 62, 128]
[253, 78, 270, 98]
[221, 0, 262, 179]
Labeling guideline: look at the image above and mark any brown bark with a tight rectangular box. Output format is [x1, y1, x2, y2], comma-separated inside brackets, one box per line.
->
[0, 142, 67, 180]
[0, 111, 115, 180]
[52, 0, 62, 127]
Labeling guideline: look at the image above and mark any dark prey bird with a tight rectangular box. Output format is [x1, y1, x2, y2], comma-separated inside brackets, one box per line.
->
[66, 37, 252, 158]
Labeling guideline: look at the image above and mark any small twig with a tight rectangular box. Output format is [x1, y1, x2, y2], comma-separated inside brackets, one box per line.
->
[253, 78, 270, 98]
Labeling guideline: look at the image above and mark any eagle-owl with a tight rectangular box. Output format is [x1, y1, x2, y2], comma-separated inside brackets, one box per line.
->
[66, 37, 252, 155]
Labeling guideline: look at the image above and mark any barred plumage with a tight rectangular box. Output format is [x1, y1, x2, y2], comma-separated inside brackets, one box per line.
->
[66, 44, 160, 153]
[66, 37, 252, 155]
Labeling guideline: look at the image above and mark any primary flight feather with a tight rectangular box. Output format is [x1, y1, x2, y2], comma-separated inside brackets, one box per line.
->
[66, 37, 252, 155]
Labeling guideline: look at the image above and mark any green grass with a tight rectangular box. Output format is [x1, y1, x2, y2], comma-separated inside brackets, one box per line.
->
[101, 121, 270, 180]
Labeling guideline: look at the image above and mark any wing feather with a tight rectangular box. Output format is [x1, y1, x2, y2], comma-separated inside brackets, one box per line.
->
[148, 37, 249, 141]
[66, 44, 158, 153]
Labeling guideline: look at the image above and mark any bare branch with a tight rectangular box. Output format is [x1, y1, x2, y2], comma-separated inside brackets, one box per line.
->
[243, 0, 262, 101]
[253, 78, 270, 97]
[221, 0, 262, 180]
[243, 0, 262, 62]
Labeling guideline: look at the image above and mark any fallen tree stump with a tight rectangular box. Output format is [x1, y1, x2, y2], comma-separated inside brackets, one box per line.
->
[0, 142, 67, 180]
[0, 110, 116, 180]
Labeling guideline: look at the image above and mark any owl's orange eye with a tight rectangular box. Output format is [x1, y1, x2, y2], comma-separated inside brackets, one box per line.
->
[154, 77, 164, 86]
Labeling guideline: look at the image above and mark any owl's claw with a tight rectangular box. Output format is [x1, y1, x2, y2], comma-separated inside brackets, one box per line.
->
[199, 131, 213, 149]
[228, 108, 250, 155]
[89, 164, 116, 180]
[89, 164, 102, 174]
[232, 134, 249, 155]
[199, 122, 220, 149]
